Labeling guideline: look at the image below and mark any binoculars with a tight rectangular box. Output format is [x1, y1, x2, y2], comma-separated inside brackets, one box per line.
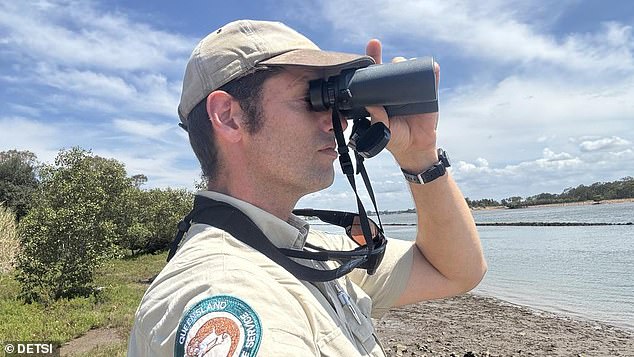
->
[308, 57, 438, 159]
[308, 57, 438, 118]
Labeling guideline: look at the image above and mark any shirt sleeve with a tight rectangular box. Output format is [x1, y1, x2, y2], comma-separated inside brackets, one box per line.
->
[347, 238, 414, 317]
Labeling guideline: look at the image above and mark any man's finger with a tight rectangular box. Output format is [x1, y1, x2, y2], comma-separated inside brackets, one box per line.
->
[366, 39, 382, 64]
[366, 106, 389, 128]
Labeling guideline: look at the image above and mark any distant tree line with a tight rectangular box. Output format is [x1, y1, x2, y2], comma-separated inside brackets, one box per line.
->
[1, 148, 192, 304]
[465, 176, 634, 209]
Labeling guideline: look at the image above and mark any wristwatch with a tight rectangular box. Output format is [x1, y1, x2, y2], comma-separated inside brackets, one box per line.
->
[401, 148, 451, 184]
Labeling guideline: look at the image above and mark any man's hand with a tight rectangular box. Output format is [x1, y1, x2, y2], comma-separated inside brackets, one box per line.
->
[364, 39, 440, 172]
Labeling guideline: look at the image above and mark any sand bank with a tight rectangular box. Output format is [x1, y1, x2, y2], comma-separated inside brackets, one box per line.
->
[375, 293, 634, 357]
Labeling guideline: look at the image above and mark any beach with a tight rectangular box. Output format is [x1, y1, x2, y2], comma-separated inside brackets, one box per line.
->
[375, 293, 634, 357]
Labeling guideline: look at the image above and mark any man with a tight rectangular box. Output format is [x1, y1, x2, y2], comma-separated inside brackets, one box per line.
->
[128, 19, 486, 356]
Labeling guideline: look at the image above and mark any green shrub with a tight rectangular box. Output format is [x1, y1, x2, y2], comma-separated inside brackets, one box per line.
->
[15, 148, 132, 304]
[0, 204, 19, 275]
[119, 188, 193, 255]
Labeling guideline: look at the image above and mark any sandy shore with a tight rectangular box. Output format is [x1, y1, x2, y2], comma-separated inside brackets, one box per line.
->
[375, 293, 634, 357]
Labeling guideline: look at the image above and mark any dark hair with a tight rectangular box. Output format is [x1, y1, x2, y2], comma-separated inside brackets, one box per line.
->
[187, 66, 283, 183]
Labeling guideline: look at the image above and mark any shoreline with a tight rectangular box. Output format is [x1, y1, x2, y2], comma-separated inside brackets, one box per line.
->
[375, 293, 634, 357]
[472, 197, 634, 211]
[473, 291, 633, 332]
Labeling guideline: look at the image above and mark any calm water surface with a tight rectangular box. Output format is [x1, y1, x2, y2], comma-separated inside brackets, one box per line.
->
[314, 202, 634, 330]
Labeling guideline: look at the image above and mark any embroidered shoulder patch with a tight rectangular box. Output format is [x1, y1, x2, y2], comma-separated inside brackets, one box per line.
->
[175, 295, 262, 357]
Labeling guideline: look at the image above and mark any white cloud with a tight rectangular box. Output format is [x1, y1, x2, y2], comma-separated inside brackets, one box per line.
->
[34, 64, 137, 99]
[452, 140, 634, 200]
[0, 116, 62, 163]
[541, 148, 574, 161]
[579, 136, 631, 152]
[93, 147, 199, 189]
[7, 104, 41, 117]
[21, 63, 181, 118]
[475, 158, 489, 167]
[0, 0, 193, 72]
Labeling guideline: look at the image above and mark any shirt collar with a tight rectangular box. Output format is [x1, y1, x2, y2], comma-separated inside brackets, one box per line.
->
[196, 191, 309, 250]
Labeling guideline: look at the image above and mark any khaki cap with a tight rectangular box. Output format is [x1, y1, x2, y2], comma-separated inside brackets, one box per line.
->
[178, 19, 375, 124]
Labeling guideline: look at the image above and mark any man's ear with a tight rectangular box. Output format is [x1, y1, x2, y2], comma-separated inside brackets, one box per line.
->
[206, 91, 243, 143]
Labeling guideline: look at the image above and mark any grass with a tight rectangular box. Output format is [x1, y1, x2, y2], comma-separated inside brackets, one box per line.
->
[0, 252, 167, 355]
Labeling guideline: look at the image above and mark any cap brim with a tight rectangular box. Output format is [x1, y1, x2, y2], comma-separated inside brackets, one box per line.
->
[259, 49, 375, 72]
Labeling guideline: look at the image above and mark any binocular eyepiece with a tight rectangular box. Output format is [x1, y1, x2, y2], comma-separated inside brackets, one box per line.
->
[308, 57, 438, 118]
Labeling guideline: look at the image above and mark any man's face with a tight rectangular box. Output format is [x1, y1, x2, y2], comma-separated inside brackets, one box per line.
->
[241, 67, 347, 198]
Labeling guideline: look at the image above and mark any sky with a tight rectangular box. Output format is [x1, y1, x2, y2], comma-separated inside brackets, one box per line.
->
[1, 0, 633, 211]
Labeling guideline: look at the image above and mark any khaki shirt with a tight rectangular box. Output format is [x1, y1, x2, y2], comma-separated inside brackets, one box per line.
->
[128, 191, 414, 356]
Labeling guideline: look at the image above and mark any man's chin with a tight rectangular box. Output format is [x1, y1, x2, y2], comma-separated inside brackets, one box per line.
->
[303, 171, 335, 195]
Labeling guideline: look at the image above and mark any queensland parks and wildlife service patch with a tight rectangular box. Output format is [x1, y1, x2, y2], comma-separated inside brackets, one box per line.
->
[175, 295, 262, 357]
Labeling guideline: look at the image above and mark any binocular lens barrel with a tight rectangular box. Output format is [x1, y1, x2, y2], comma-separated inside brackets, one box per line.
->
[309, 57, 438, 117]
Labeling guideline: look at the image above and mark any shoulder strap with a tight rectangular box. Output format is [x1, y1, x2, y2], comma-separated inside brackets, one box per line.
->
[167, 196, 362, 282]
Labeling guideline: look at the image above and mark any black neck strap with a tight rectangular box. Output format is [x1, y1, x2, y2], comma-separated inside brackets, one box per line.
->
[331, 108, 385, 251]
[167, 196, 370, 282]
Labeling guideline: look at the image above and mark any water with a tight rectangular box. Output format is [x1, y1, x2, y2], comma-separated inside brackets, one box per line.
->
[313, 202, 634, 330]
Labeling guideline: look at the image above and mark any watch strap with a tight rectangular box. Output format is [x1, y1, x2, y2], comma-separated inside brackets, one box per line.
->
[401, 148, 450, 184]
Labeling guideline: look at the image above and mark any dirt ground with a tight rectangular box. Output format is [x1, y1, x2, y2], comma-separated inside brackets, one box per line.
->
[375, 293, 634, 357]
[59, 328, 123, 356]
